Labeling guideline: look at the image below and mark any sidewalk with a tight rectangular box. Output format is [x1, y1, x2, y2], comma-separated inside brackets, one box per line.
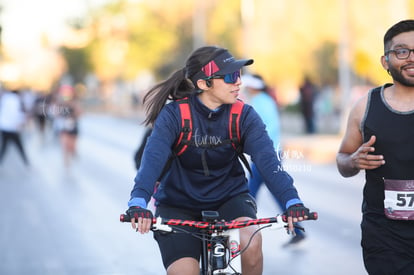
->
[280, 112, 342, 164]
[283, 134, 341, 164]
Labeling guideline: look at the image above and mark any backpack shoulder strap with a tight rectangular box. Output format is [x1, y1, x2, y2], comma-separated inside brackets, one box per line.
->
[229, 99, 243, 149]
[174, 97, 192, 156]
[158, 97, 192, 180]
[229, 99, 252, 175]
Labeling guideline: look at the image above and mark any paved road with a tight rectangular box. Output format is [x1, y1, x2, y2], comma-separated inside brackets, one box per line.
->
[0, 113, 367, 275]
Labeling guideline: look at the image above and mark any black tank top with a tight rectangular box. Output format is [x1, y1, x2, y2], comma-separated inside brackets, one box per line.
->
[362, 84, 414, 214]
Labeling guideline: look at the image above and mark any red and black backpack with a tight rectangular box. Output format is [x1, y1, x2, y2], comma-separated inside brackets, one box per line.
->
[160, 97, 251, 177]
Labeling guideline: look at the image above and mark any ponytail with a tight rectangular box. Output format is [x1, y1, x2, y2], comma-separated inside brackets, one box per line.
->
[143, 46, 228, 126]
[143, 68, 194, 126]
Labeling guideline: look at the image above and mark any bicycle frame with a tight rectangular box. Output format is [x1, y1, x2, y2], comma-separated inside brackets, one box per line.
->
[120, 211, 317, 275]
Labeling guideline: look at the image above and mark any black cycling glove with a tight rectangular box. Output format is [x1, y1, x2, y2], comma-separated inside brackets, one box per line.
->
[285, 204, 310, 219]
[126, 206, 153, 220]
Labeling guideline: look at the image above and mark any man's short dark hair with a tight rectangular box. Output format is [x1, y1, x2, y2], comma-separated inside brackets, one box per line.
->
[384, 19, 414, 52]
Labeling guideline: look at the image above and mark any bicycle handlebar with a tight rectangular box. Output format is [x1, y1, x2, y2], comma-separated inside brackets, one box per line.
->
[120, 212, 318, 231]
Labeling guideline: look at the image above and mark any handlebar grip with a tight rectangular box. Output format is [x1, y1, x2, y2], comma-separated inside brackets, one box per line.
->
[120, 213, 131, 222]
[309, 212, 318, 220]
[120, 213, 158, 229]
[282, 212, 318, 222]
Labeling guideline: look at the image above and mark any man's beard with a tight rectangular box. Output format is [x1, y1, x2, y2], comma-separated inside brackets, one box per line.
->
[388, 65, 414, 87]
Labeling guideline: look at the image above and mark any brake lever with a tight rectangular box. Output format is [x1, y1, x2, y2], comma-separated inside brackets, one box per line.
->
[151, 217, 173, 232]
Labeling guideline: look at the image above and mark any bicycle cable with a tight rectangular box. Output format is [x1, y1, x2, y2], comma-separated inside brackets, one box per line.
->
[227, 224, 272, 272]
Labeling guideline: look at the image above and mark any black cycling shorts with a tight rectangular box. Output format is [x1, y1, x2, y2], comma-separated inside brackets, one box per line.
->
[153, 192, 257, 269]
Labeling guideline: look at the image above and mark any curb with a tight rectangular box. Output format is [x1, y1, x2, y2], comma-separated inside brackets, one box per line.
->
[282, 134, 341, 164]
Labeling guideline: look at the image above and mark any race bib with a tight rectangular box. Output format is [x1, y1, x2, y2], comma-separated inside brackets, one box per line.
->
[383, 179, 414, 220]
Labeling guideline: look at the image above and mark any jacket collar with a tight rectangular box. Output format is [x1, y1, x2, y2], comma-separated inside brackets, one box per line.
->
[190, 94, 226, 120]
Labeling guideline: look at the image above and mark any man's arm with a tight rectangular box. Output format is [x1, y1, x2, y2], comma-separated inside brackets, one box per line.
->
[336, 97, 364, 177]
[336, 95, 365, 177]
[336, 95, 385, 177]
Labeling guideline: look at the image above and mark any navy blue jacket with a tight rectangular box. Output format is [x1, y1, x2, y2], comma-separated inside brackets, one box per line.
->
[129, 94, 301, 211]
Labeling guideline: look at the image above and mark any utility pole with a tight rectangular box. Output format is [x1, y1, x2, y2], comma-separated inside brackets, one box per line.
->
[0, 3, 3, 59]
[192, 0, 207, 50]
[0, 3, 3, 89]
[241, 0, 254, 59]
[338, 0, 352, 135]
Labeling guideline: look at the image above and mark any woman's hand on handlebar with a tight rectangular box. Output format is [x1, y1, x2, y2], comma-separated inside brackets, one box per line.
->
[126, 206, 153, 234]
[285, 204, 310, 234]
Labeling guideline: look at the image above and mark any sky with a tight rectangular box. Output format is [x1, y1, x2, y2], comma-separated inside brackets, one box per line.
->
[0, 0, 110, 49]
[0, 0, 113, 87]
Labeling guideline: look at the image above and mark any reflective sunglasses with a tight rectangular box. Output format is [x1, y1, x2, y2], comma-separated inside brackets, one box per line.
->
[208, 70, 241, 84]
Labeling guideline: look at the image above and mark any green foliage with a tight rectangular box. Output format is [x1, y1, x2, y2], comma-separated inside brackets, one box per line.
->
[313, 41, 339, 86]
[60, 47, 91, 84]
[71, 0, 197, 82]
[60, 0, 414, 93]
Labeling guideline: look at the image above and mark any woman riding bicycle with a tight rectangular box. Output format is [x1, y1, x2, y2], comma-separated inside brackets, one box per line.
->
[126, 46, 311, 275]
